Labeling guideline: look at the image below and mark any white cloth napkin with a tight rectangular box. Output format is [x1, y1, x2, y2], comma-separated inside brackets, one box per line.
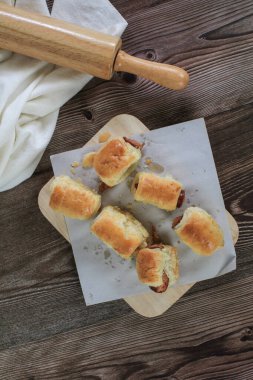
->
[0, 0, 127, 191]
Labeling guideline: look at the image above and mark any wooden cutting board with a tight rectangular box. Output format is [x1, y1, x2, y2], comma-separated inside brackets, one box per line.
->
[38, 114, 239, 317]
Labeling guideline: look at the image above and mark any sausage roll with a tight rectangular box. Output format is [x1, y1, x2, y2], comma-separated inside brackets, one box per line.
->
[83, 137, 142, 186]
[49, 176, 101, 220]
[91, 206, 149, 259]
[172, 206, 224, 255]
[136, 245, 179, 293]
[131, 172, 185, 211]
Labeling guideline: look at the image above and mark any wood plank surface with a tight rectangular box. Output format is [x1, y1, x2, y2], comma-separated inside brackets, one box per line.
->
[0, 0, 253, 378]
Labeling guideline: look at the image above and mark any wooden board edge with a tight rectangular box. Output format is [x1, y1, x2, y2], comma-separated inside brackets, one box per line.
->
[38, 114, 239, 318]
[128, 210, 239, 318]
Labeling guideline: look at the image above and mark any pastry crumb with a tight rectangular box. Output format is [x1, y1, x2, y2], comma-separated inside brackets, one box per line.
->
[145, 157, 152, 165]
[144, 157, 164, 173]
[71, 161, 80, 168]
[98, 131, 111, 143]
[82, 152, 96, 168]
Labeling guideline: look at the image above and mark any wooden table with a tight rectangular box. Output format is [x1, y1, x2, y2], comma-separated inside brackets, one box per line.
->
[1, 0, 253, 378]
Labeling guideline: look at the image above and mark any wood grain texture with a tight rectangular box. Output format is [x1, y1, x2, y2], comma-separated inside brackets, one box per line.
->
[1, 276, 253, 379]
[114, 50, 189, 89]
[0, 0, 253, 377]
[0, 3, 189, 88]
[0, 2, 121, 79]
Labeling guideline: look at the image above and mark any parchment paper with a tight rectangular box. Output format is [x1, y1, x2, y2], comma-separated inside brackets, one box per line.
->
[51, 118, 236, 305]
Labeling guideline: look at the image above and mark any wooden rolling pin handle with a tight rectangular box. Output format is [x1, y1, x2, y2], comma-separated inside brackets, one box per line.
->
[114, 50, 189, 90]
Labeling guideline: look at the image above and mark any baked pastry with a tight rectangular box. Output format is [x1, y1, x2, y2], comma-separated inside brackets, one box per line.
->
[91, 206, 149, 259]
[82, 152, 96, 168]
[172, 206, 224, 255]
[136, 245, 179, 293]
[49, 175, 101, 220]
[83, 137, 143, 186]
[131, 172, 185, 211]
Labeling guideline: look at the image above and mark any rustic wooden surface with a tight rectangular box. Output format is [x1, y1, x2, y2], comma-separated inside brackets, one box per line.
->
[0, 0, 253, 378]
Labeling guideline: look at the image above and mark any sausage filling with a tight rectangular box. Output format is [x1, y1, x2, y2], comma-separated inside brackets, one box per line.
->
[123, 136, 144, 150]
[172, 215, 183, 229]
[98, 182, 111, 193]
[150, 224, 162, 245]
[150, 272, 169, 293]
[148, 244, 164, 249]
[177, 189, 185, 208]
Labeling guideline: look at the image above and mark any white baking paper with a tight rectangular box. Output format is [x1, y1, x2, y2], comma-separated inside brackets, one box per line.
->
[50, 118, 236, 305]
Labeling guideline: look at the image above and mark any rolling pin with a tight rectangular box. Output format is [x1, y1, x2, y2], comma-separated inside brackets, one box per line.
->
[0, 3, 189, 90]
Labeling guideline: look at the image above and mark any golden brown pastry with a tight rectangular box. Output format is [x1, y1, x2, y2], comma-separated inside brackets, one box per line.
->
[91, 206, 149, 259]
[172, 206, 224, 255]
[136, 245, 179, 293]
[98, 131, 111, 143]
[83, 137, 142, 186]
[131, 172, 185, 211]
[49, 176, 101, 220]
[82, 152, 96, 168]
